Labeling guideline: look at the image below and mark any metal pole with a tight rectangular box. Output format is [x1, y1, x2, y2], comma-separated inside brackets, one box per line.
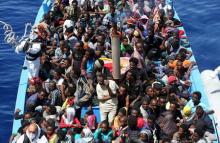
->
[111, 34, 121, 79]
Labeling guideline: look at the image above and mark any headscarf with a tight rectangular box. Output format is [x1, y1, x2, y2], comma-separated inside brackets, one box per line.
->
[25, 123, 41, 143]
[63, 107, 76, 124]
[82, 128, 94, 142]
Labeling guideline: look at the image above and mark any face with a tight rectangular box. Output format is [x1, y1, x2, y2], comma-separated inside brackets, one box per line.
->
[192, 132, 200, 142]
[53, 71, 60, 80]
[176, 61, 182, 70]
[46, 126, 54, 136]
[169, 103, 176, 112]
[87, 27, 93, 34]
[131, 110, 138, 117]
[100, 123, 108, 133]
[60, 41, 65, 50]
[140, 133, 148, 142]
[192, 94, 200, 105]
[119, 86, 126, 96]
[159, 98, 166, 108]
[123, 38, 128, 46]
[97, 76, 104, 85]
[38, 91, 46, 100]
[119, 117, 127, 127]
[142, 101, 148, 110]
[129, 62, 136, 69]
[28, 124, 38, 135]
[196, 108, 204, 118]
[150, 100, 157, 111]
[136, 43, 143, 52]
[147, 119, 154, 127]
[146, 88, 153, 97]
[126, 72, 133, 81]
[178, 127, 184, 135]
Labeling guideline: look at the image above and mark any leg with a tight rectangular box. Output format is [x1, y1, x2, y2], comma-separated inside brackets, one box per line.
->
[108, 105, 117, 125]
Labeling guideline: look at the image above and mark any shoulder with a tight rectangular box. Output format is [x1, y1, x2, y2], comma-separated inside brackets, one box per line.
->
[17, 134, 25, 143]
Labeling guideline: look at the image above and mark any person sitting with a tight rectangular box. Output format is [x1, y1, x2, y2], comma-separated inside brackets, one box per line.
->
[184, 91, 213, 114]
[17, 123, 48, 143]
[112, 107, 127, 130]
[94, 120, 113, 143]
[193, 106, 215, 134]
[60, 107, 81, 129]
[75, 127, 94, 143]
[113, 116, 129, 143]
[46, 125, 58, 143]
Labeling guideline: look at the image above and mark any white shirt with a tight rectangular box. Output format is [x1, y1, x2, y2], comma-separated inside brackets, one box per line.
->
[96, 80, 119, 108]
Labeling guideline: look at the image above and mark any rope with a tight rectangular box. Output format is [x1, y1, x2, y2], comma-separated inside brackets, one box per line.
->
[0, 21, 32, 53]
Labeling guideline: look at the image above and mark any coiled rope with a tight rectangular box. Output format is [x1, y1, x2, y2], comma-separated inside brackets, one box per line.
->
[0, 21, 32, 53]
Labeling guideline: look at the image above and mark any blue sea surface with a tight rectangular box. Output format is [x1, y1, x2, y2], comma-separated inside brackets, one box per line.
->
[174, 0, 220, 71]
[0, 0, 41, 142]
[0, 0, 220, 142]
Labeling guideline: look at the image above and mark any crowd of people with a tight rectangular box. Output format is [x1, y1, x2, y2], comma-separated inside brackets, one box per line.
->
[10, 0, 217, 142]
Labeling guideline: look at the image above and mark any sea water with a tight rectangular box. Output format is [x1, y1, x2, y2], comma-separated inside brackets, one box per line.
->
[0, 0, 220, 142]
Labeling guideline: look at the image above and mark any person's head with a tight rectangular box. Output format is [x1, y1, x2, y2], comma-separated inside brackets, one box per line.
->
[145, 86, 154, 97]
[176, 60, 183, 70]
[97, 74, 105, 85]
[128, 115, 137, 130]
[139, 129, 152, 142]
[122, 36, 129, 46]
[100, 120, 109, 133]
[62, 58, 71, 68]
[129, 57, 139, 69]
[125, 71, 135, 82]
[49, 81, 56, 91]
[135, 42, 143, 53]
[94, 59, 104, 70]
[196, 106, 204, 119]
[167, 10, 174, 20]
[87, 26, 94, 35]
[26, 123, 39, 141]
[59, 40, 65, 51]
[74, 41, 83, 50]
[110, 5, 115, 14]
[192, 127, 205, 142]
[147, 115, 155, 128]
[65, 85, 76, 98]
[46, 125, 55, 136]
[118, 108, 127, 119]
[178, 124, 189, 138]
[152, 82, 162, 96]
[72, 0, 78, 7]
[169, 101, 178, 112]
[81, 128, 93, 140]
[168, 76, 177, 86]
[192, 91, 201, 105]
[141, 98, 150, 110]
[159, 96, 167, 108]
[37, 89, 47, 100]
[64, 107, 76, 123]
[150, 98, 158, 111]
[46, 105, 57, 115]
[119, 116, 128, 127]
[160, 0, 166, 6]
[53, 69, 62, 80]
[131, 108, 140, 117]
[85, 48, 95, 59]
[118, 84, 127, 96]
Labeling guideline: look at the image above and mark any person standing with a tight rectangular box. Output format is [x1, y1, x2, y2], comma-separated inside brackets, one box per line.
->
[96, 73, 118, 125]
